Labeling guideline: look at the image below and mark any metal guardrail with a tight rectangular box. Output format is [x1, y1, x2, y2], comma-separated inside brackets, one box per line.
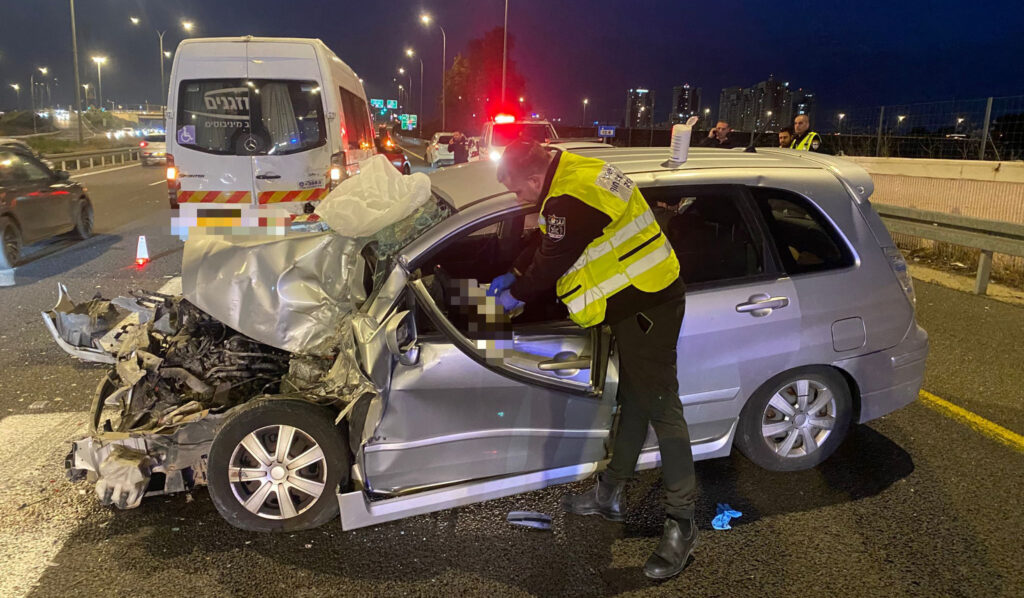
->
[876, 204, 1024, 295]
[47, 147, 141, 171]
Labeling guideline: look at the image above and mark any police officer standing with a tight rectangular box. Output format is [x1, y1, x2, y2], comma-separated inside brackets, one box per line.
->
[790, 114, 822, 151]
[488, 140, 698, 580]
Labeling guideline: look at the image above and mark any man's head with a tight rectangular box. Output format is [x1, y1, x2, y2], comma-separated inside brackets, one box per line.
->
[497, 140, 553, 205]
[453, 131, 463, 140]
[794, 114, 810, 135]
[713, 120, 732, 141]
[778, 126, 794, 147]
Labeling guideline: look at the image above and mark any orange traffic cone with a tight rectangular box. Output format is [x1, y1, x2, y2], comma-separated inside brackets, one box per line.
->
[135, 235, 150, 267]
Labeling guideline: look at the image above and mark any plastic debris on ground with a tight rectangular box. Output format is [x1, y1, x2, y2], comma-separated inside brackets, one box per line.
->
[506, 511, 552, 531]
[711, 503, 743, 530]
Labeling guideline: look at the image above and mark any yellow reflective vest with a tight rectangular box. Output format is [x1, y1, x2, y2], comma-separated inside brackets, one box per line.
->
[538, 152, 680, 328]
[790, 131, 821, 151]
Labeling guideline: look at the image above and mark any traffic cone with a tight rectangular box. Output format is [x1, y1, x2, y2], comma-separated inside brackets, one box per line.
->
[135, 235, 150, 267]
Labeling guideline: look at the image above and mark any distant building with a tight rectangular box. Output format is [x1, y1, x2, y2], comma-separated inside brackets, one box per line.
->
[670, 84, 702, 125]
[752, 76, 792, 131]
[719, 86, 754, 131]
[791, 88, 816, 125]
[625, 88, 654, 128]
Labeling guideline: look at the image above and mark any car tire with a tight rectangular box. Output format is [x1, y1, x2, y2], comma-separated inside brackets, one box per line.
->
[402, 164, 411, 175]
[71, 199, 94, 240]
[207, 398, 350, 532]
[0, 216, 22, 269]
[734, 367, 852, 472]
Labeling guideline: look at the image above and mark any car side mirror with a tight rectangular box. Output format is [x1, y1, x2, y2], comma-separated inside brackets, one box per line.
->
[384, 309, 419, 366]
[54, 170, 71, 182]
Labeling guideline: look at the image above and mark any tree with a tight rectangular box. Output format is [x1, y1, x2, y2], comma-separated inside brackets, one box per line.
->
[443, 27, 526, 134]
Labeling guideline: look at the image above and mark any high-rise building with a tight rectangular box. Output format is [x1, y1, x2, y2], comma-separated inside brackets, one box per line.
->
[751, 76, 792, 131]
[625, 88, 654, 128]
[791, 88, 816, 125]
[719, 86, 754, 131]
[670, 84, 702, 125]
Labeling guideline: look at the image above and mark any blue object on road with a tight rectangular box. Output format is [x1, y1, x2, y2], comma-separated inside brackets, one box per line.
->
[487, 272, 517, 297]
[711, 503, 743, 530]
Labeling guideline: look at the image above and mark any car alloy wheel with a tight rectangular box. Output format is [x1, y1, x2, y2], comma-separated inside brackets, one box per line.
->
[73, 201, 94, 239]
[228, 424, 327, 520]
[0, 218, 21, 268]
[760, 379, 836, 458]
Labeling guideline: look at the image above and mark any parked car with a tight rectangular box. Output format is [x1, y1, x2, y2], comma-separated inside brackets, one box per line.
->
[49, 144, 926, 533]
[480, 116, 558, 161]
[165, 36, 375, 215]
[139, 134, 167, 166]
[1, 147, 93, 268]
[425, 132, 454, 167]
[377, 136, 411, 174]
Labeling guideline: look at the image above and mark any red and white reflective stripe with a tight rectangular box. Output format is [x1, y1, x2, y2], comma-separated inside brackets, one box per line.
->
[177, 190, 252, 203]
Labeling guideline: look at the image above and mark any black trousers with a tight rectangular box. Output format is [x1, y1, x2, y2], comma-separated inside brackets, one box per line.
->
[603, 298, 697, 521]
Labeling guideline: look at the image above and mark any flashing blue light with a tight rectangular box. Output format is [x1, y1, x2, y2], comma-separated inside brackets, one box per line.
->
[497, 411, 505, 418]
[290, 138, 298, 144]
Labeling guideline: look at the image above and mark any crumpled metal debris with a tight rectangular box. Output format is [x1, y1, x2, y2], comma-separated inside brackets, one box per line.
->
[48, 285, 121, 352]
[95, 445, 152, 509]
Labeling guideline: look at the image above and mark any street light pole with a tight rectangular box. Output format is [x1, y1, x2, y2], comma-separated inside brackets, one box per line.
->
[158, 31, 167, 107]
[420, 14, 447, 130]
[405, 49, 423, 133]
[501, 0, 509, 104]
[582, 98, 588, 126]
[9, 84, 20, 109]
[29, 71, 37, 133]
[70, 0, 84, 142]
[92, 57, 107, 109]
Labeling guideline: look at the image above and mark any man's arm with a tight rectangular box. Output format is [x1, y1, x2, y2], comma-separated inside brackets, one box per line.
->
[509, 196, 611, 302]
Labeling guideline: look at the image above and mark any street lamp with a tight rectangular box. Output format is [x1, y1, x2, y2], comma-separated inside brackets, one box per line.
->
[398, 67, 412, 104]
[182, 20, 195, 33]
[405, 48, 423, 132]
[703, 107, 710, 122]
[30, 66, 48, 133]
[130, 16, 140, 25]
[501, 0, 509, 103]
[9, 84, 20, 109]
[92, 56, 107, 109]
[837, 112, 846, 133]
[582, 98, 589, 126]
[81, 82, 90, 105]
[420, 13, 447, 130]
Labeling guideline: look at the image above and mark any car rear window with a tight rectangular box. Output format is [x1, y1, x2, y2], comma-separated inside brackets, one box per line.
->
[492, 123, 554, 146]
[144, 135, 165, 143]
[750, 187, 854, 275]
[437, 135, 453, 144]
[175, 79, 326, 156]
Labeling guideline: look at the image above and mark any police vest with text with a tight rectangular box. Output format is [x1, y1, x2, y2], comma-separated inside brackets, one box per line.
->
[538, 152, 680, 328]
[790, 130, 821, 151]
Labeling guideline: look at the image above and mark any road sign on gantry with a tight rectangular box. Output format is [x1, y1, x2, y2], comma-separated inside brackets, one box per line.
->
[386, 99, 398, 109]
[370, 99, 385, 109]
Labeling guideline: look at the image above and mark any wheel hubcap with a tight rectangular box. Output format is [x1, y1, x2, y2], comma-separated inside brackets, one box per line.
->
[760, 378, 837, 458]
[227, 424, 327, 520]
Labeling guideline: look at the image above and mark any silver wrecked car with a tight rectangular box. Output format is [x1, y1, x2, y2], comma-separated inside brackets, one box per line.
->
[45, 144, 927, 533]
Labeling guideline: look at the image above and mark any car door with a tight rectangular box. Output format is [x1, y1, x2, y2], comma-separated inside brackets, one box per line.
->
[3, 151, 69, 241]
[361, 207, 617, 493]
[640, 184, 802, 450]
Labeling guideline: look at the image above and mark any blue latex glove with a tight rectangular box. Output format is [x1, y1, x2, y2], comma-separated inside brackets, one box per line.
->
[486, 272, 517, 297]
[711, 503, 743, 530]
[497, 289, 525, 314]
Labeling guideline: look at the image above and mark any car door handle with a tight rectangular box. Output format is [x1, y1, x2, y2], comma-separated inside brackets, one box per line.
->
[736, 294, 790, 317]
[255, 173, 281, 180]
[538, 356, 591, 371]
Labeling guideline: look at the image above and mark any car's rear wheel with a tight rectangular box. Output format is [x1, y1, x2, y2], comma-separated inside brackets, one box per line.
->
[72, 199, 94, 239]
[735, 367, 852, 472]
[207, 399, 349, 532]
[402, 164, 411, 175]
[0, 216, 21, 269]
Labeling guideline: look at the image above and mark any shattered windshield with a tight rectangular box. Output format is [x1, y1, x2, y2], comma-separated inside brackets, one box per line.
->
[363, 191, 453, 292]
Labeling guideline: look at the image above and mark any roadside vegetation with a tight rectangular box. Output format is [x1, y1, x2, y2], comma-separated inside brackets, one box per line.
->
[0, 110, 58, 136]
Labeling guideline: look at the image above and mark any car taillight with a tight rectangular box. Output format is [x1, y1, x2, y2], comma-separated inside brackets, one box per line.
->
[166, 154, 179, 208]
[328, 151, 346, 189]
[884, 247, 916, 307]
[139, 140, 148, 148]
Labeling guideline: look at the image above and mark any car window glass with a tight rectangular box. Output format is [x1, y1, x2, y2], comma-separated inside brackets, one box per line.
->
[0, 152, 17, 183]
[176, 79, 325, 156]
[5, 153, 51, 182]
[749, 187, 853, 275]
[438, 135, 452, 144]
[144, 135, 166, 143]
[642, 185, 764, 286]
[339, 87, 373, 150]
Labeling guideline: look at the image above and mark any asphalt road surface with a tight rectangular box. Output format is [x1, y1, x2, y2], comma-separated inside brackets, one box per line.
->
[0, 160, 1021, 598]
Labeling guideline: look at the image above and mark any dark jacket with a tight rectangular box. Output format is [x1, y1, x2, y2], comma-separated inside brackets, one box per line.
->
[698, 135, 735, 149]
[509, 151, 684, 326]
[447, 137, 470, 163]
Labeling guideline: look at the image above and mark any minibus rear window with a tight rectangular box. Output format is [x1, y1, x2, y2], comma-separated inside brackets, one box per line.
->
[176, 79, 326, 156]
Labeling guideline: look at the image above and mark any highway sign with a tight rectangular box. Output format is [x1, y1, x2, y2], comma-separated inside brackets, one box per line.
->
[598, 125, 617, 138]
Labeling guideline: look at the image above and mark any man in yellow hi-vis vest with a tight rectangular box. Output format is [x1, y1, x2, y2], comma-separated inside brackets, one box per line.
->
[488, 140, 698, 580]
[790, 114, 822, 151]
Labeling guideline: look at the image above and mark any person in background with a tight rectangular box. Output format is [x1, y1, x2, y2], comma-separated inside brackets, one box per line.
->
[447, 131, 470, 164]
[778, 126, 795, 148]
[699, 120, 735, 149]
[790, 115, 822, 151]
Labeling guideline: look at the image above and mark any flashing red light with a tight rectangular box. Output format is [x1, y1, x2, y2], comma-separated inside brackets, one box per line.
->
[494, 114, 516, 124]
[139, 141, 148, 148]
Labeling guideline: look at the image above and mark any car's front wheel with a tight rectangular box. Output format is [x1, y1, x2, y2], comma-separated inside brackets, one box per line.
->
[207, 399, 350, 532]
[734, 367, 852, 472]
[402, 163, 411, 175]
[71, 199, 94, 240]
[0, 216, 22, 269]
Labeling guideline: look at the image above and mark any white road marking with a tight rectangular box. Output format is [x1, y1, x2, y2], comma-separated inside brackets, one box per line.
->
[148, 179, 166, 186]
[71, 164, 140, 178]
[0, 411, 94, 598]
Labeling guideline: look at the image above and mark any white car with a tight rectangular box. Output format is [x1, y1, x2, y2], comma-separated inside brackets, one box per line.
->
[425, 132, 454, 167]
[139, 134, 167, 166]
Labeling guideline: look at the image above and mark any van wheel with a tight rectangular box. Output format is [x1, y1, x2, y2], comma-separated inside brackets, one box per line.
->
[402, 164, 411, 175]
[72, 199, 94, 240]
[207, 399, 350, 532]
[734, 367, 852, 472]
[0, 217, 21, 269]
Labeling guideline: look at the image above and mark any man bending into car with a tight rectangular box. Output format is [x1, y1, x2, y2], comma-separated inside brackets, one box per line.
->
[487, 140, 698, 579]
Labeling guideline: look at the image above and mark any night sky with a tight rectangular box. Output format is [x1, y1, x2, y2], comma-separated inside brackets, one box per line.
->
[2, 0, 1022, 127]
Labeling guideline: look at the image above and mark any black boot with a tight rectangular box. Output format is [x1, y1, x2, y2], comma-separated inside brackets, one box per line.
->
[560, 474, 625, 521]
[643, 517, 698, 579]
